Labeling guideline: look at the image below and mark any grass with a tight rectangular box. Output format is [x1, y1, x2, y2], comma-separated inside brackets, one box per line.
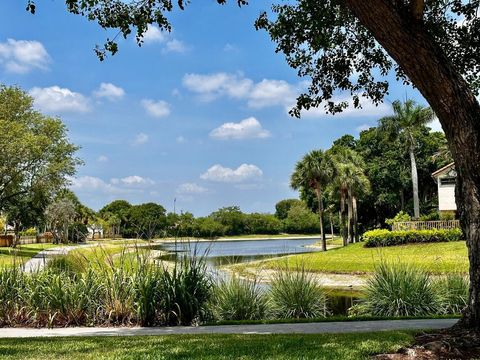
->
[0, 331, 415, 359]
[0, 243, 64, 268]
[243, 241, 468, 274]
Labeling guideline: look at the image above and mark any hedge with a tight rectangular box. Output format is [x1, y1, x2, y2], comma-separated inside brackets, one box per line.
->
[363, 228, 463, 248]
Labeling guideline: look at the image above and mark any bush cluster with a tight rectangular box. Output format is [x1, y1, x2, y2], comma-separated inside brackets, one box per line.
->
[211, 267, 328, 322]
[350, 262, 468, 317]
[0, 253, 212, 327]
[362, 228, 463, 247]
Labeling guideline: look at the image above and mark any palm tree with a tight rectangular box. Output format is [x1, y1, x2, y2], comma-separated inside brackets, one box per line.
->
[379, 100, 435, 219]
[291, 150, 333, 251]
[330, 148, 370, 245]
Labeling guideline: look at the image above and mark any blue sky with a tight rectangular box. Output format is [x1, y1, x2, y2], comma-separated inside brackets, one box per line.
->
[0, 1, 438, 215]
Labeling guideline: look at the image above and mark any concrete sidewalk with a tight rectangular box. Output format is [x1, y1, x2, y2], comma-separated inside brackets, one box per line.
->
[0, 319, 457, 338]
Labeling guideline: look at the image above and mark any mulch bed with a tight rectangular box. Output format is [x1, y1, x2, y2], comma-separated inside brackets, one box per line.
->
[374, 329, 480, 359]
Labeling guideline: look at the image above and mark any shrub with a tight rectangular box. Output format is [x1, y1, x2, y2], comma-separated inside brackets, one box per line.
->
[385, 211, 411, 228]
[68, 222, 89, 243]
[212, 276, 268, 321]
[434, 273, 469, 315]
[19, 228, 37, 236]
[244, 213, 282, 235]
[269, 266, 328, 319]
[283, 203, 319, 234]
[355, 262, 440, 317]
[440, 211, 456, 220]
[362, 228, 463, 247]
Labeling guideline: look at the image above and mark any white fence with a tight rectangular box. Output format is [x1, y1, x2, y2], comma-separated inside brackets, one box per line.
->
[392, 220, 460, 231]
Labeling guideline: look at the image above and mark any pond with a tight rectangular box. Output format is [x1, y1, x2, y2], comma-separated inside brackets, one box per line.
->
[154, 238, 362, 316]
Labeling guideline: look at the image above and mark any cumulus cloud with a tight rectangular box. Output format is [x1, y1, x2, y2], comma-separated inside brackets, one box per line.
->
[132, 133, 149, 145]
[111, 175, 155, 186]
[176, 136, 187, 143]
[248, 79, 296, 108]
[29, 86, 90, 113]
[201, 164, 263, 183]
[0, 38, 50, 74]
[163, 39, 188, 53]
[141, 99, 171, 118]
[142, 25, 167, 44]
[93, 82, 125, 101]
[176, 183, 208, 194]
[210, 117, 271, 140]
[182, 72, 253, 101]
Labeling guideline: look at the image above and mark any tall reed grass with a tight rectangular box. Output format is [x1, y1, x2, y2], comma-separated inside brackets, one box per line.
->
[0, 247, 212, 327]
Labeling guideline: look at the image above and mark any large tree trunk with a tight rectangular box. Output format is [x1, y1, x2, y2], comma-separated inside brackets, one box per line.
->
[409, 146, 420, 219]
[330, 213, 334, 240]
[315, 186, 326, 251]
[345, 0, 480, 327]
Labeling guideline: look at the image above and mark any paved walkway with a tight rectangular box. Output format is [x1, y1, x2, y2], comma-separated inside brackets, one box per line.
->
[22, 244, 93, 272]
[0, 319, 457, 338]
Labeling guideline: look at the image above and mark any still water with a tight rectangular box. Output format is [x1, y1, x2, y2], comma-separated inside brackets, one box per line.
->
[154, 238, 362, 315]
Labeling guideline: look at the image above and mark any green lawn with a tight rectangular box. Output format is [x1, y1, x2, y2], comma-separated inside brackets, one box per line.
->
[0, 331, 414, 359]
[243, 241, 468, 274]
[0, 243, 63, 268]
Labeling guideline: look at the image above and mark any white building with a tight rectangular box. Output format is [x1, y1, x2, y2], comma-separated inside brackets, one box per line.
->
[432, 162, 457, 212]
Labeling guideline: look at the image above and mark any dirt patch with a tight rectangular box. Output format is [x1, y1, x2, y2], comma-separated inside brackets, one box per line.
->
[374, 329, 480, 359]
[224, 266, 367, 290]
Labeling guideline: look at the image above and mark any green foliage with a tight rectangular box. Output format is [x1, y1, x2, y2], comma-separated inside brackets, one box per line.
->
[19, 228, 37, 236]
[440, 211, 456, 221]
[210, 206, 246, 236]
[68, 222, 88, 243]
[363, 228, 463, 247]
[192, 217, 226, 238]
[127, 202, 167, 239]
[385, 211, 411, 227]
[269, 265, 328, 319]
[0, 249, 212, 327]
[274, 199, 302, 220]
[357, 262, 441, 317]
[283, 203, 319, 234]
[212, 276, 268, 321]
[435, 273, 469, 315]
[0, 85, 81, 214]
[244, 213, 282, 235]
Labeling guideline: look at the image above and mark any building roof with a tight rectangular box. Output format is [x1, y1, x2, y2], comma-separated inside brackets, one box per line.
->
[432, 162, 455, 178]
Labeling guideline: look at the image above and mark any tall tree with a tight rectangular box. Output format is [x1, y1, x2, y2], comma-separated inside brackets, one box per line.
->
[378, 100, 434, 219]
[291, 150, 333, 251]
[28, 0, 480, 327]
[0, 85, 81, 213]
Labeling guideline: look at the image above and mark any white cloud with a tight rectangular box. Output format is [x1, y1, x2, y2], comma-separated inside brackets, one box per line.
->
[142, 25, 167, 44]
[29, 86, 90, 113]
[176, 183, 208, 194]
[141, 99, 171, 118]
[429, 117, 444, 133]
[223, 43, 239, 52]
[70, 176, 112, 191]
[132, 133, 149, 145]
[299, 95, 392, 119]
[111, 175, 155, 186]
[97, 155, 109, 162]
[163, 39, 187, 53]
[182, 72, 253, 101]
[200, 164, 263, 183]
[93, 82, 125, 101]
[248, 79, 296, 108]
[0, 39, 50, 74]
[210, 117, 271, 140]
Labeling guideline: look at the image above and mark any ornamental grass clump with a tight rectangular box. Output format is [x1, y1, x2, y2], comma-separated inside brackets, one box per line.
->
[434, 272, 469, 315]
[360, 262, 440, 317]
[212, 276, 268, 321]
[269, 265, 328, 319]
[0, 246, 213, 327]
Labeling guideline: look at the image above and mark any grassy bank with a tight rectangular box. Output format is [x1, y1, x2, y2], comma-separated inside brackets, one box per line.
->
[0, 244, 64, 268]
[238, 241, 468, 274]
[0, 331, 414, 360]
